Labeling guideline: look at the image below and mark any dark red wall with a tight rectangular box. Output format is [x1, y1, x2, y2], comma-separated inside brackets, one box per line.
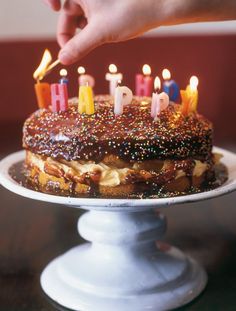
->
[0, 35, 235, 144]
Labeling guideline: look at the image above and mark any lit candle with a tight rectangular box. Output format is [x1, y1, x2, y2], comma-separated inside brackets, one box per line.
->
[114, 84, 133, 115]
[135, 64, 153, 97]
[59, 69, 69, 84]
[34, 83, 51, 109]
[187, 76, 199, 111]
[105, 64, 123, 96]
[151, 77, 169, 120]
[78, 66, 95, 88]
[181, 76, 199, 115]
[33, 49, 52, 109]
[151, 77, 161, 120]
[33, 49, 52, 81]
[78, 84, 95, 115]
[162, 69, 179, 102]
[51, 83, 68, 112]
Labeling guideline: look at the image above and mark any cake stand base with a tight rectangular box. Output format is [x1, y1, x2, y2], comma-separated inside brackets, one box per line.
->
[41, 209, 207, 311]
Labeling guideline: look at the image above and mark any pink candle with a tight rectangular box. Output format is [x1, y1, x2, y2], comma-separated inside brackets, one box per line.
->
[135, 64, 153, 97]
[78, 66, 95, 88]
[51, 83, 68, 112]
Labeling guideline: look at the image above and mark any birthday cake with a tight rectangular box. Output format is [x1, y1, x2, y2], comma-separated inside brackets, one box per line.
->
[22, 95, 223, 198]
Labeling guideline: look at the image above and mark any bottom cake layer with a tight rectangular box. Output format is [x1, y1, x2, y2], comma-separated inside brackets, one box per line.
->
[23, 151, 222, 198]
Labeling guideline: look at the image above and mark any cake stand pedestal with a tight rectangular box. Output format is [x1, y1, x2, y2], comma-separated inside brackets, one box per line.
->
[41, 208, 206, 311]
[0, 147, 236, 311]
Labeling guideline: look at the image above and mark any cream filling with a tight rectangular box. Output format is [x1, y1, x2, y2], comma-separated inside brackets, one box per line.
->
[175, 170, 186, 179]
[176, 160, 209, 179]
[28, 152, 129, 187]
[27, 152, 214, 187]
[193, 160, 208, 177]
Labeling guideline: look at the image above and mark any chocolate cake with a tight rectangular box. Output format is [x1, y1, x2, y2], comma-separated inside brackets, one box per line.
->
[22, 95, 221, 198]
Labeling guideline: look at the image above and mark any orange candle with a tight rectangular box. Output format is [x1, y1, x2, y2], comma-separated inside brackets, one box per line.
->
[180, 90, 190, 116]
[33, 49, 53, 109]
[34, 82, 51, 109]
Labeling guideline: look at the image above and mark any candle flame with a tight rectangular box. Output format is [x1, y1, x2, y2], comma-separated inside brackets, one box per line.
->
[154, 76, 161, 91]
[60, 69, 67, 77]
[190, 76, 199, 91]
[78, 66, 86, 74]
[142, 64, 151, 75]
[109, 64, 117, 74]
[33, 49, 52, 81]
[162, 68, 171, 80]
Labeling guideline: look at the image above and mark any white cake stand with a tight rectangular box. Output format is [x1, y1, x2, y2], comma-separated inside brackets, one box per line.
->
[0, 147, 236, 311]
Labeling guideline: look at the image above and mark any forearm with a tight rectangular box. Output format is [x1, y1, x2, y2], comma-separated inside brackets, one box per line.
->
[149, 0, 236, 28]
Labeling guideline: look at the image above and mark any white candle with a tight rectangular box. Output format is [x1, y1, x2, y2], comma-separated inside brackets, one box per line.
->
[78, 66, 95, 88]
[151, 77, 169, 120]
[105, 64, 123, 96]
[114, 86, 133, 115]
[151, 76, 161, 120]
[159, 92, 169, 111]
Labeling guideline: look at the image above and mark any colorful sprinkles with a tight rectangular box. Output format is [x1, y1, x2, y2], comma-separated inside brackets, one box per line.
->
[23, 96, 213, 162]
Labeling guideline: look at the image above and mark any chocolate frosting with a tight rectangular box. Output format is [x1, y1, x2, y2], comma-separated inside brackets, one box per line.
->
[23, 96, 213, 162]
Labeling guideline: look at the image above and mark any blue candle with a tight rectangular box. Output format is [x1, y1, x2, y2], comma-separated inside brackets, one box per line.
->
[162, 69, 179, 102]
[59, 68, 69, 85]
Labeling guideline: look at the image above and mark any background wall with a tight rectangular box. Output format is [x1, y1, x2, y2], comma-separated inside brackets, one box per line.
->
[0, 1, 235, 150]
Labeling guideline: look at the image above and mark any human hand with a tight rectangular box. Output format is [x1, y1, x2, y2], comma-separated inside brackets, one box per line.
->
[43, 0, 174, 65]
[44, 0, 236, 65]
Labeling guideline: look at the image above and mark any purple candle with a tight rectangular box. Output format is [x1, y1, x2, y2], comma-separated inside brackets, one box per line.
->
[162, 69, 179, 102]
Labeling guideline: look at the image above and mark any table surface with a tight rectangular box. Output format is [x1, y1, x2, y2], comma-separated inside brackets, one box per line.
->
[1, 145, 236, 311]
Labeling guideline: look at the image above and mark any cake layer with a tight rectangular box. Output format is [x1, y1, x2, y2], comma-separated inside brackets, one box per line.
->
[23, 96, 213, 162]
[24, 151, 218, 197]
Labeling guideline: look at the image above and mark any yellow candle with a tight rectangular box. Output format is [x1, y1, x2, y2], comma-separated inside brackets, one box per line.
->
[180, 76, 199, 115]
[78, 85, 95, 115]
[186, 76, 198, 112]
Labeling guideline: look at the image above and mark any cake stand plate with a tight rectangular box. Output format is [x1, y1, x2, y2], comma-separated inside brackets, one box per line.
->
[0, 147, 236, 311]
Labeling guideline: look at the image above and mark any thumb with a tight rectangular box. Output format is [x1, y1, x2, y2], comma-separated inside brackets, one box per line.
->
[58, 22, 105, 65]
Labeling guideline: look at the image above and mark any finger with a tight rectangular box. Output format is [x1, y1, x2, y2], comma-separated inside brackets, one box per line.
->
[57, 0, 84, 47]
[58, 22, 105, 65]
[57, 11, 79, 47]
[43, 0, 61, 11]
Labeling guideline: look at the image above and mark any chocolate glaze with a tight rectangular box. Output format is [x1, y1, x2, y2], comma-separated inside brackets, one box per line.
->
[23, 96, 213, 162]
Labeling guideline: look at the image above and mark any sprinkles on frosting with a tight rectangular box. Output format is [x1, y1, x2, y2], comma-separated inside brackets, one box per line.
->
[23, 96, 213, 162]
